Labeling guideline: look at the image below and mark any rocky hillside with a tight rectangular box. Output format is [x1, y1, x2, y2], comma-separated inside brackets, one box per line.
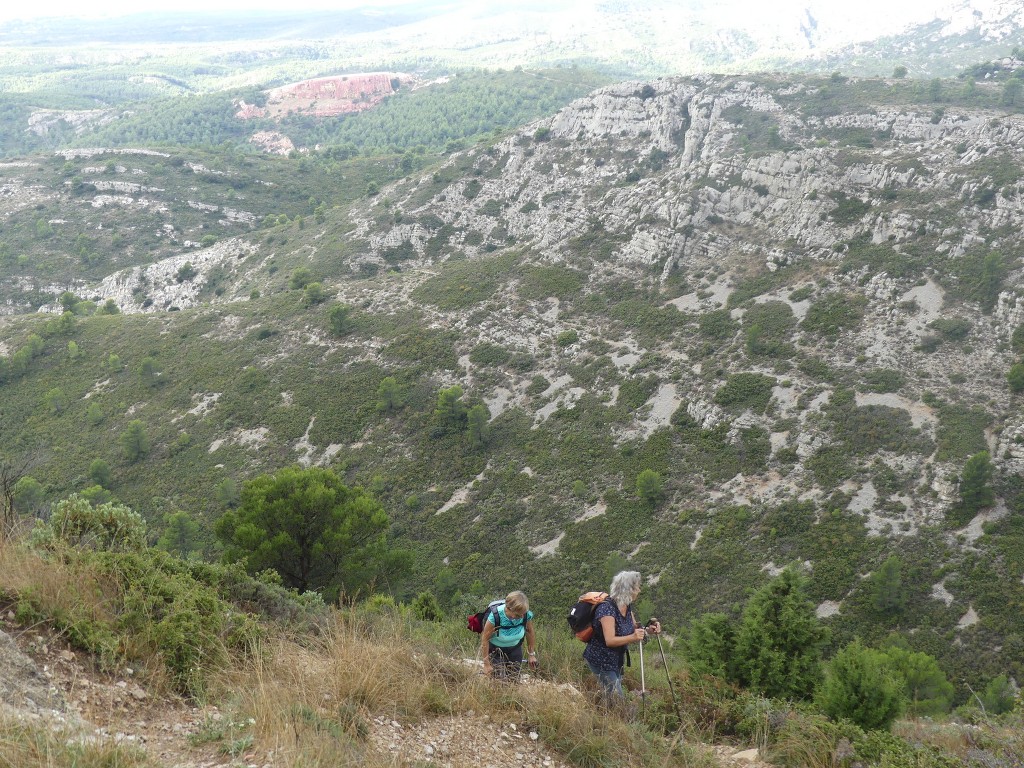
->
[349, 71, 1024, 525]
[3, 69, 1024, 691]
[315, 71, 1024, 684]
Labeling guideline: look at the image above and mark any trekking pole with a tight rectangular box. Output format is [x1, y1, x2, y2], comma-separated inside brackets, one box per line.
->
[652, 622, 681, 724]
[635, 614, 647, 719]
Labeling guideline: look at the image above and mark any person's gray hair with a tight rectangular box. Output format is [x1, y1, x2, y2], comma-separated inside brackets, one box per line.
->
[609, 570, 642, 609]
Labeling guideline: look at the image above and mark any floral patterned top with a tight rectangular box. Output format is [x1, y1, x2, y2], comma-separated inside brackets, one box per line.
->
[582, 598, 634, 672]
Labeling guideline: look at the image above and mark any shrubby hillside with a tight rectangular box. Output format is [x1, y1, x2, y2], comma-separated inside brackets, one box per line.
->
[4, 64, 1024, 707]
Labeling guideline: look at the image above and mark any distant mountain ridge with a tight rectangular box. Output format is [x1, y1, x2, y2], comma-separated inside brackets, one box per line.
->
[1, 1, 1021, 78]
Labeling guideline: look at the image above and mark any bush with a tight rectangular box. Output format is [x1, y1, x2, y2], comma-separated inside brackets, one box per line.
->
[215, 466, 409, 601]
[411, 591, 442, 621]
[801, 293, 867, 337]
[714, 372, 776, 414]
[882, 643, 954, 716]
[1008, 362, 1024, 393]
[289, 266, 314, 289]
[733, 568, 828, 700]
[302, 282, 327, 306]
[930, 316, 972, 341]
[684, 612, 737, 680]
[31, 494, 147, 553]
[818, 639, 905, 731]
[556, 329, 579, 347]
[635, 469, 664, 505]
[120, 420, 151, 463]
[699, 308, 738, 341]
[175, 262, 197, 283]
[979, 673, 1016, 714]
[956, 450, 995, 520]
[861, 369, 904, 393]
[469, 342, 511, 367]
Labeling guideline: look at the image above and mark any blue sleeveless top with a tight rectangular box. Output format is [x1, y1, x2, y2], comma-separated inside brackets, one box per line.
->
[486, 604, 533, 648]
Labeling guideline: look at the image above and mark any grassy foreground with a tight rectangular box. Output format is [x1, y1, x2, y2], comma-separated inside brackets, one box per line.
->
[1, 532, 1023, 768]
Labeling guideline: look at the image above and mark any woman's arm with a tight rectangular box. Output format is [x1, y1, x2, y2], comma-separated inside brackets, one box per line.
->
[525, 619, 537, 667]
[599, 615, 645, 648]
[480, 621, 495, 674]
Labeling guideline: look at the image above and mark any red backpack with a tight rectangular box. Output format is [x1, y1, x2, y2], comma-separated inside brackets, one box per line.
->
[566, 591, 609, 642]
[467, 599, 504, 633]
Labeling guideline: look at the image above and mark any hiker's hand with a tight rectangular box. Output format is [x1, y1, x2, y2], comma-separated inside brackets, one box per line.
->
[646, 618, 661, 635]
[483, 662, 492, 676]
[633, 626, 646, 642]
[528, 655, 538, 670]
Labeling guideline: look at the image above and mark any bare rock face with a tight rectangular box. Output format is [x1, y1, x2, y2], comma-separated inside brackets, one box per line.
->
[248, 130, 296, 155]
[0, 629, 68, 719]
[238, 72, 409, 120]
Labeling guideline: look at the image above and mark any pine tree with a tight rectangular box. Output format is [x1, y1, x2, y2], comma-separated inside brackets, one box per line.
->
[869, 556, 907, 617]
[883, 643, 953, 716]
[818, 639, 905, 730]
[958, 451, 994, 516]
[733, 567, 829, 699]
[467, 404, 491, 448]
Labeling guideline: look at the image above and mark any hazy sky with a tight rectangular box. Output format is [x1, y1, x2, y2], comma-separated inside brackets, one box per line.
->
[0, 0, 397, 22]
[0, 0, 957, 24]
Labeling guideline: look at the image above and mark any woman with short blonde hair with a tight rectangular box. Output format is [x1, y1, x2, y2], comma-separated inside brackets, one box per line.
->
[480, 590, 537, 680]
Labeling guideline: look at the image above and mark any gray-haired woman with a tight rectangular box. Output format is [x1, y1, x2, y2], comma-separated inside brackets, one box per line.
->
[582, 570, 660, 703]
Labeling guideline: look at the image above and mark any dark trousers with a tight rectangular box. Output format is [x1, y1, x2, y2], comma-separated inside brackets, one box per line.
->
[488, 641, 524, 680]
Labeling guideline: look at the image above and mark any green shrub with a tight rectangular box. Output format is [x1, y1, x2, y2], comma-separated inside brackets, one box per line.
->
[619, 375, 659, 410]
[289, 266, 314, 289]
[801, 293, 867, 337]
[517, 265, 586, 301]
[935, 403, 990, 461]
[120, 419, 151, 463]
[556, 329, 579, 347]
[861, 369, 904, 393]
[827, 191, 871, 223]
[979, 673, 1016, 714]
[832, 404, 929, 456]
[469, 342, 511, 367]
[929, 316, 972, 341]
[946, 251, 1006, 314]
[635, 469, 664, 505]
[818, 639, 905, 730]
[684, 612, 737, 680]
[521, 377, 547, 399]
[714, 372, 776, 414]
[31, 494, 147, 552]
[1008, 362, 1024, 393]
[698, 309, 738, 341]
[882, 642, 954, 716]
[953, 451, 995, 524]
[411, 591, 443, 621]
[1011, 323, 1024, 353]
[328, 303, 352, 336]
[733, 568, 828, 700]
[215, 466, 408, 601]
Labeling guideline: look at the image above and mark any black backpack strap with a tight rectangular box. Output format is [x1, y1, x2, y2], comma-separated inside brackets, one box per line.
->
[491, 605, 503, 635]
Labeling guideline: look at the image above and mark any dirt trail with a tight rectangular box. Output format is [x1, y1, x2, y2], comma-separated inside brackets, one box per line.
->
[1, 615, 771, 768]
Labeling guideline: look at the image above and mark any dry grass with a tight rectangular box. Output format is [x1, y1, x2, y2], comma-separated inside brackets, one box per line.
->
[0, 542, 115, 631]
[211, 608, 716, 768]
[0, 714, 153, 768]
[894, 715, 1024, 764]
[764, 712, 837, 768]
